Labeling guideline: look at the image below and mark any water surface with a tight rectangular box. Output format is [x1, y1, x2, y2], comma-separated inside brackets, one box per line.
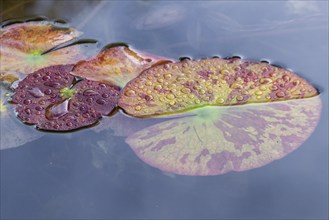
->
[1, 1, 328, 219]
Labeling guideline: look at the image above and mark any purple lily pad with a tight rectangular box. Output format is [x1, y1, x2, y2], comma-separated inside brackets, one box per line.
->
[0, 85, 43, 150]
[126, 96, 322, 176]
[12, 65, 120, 131]
[73, 80, 120, 116]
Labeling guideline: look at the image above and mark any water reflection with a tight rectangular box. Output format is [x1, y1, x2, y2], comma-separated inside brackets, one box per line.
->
[285, 1, 319, 15]
[126, 96, 322, 176]
[132, 4, 186, 30]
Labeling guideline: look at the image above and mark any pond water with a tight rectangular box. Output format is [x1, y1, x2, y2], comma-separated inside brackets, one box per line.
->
[1, 0, 328, 219]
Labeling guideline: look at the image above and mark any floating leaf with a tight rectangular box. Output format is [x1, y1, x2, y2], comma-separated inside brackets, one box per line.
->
[72, 79, 120, 116]
[126, 96, 321, 175]
[12, 65, 120, 131]
[72, 44, 174, 88]
[1, 20, 80, 51]
[119, 58, 318, 117]
[0, 20, 96, 84]
[0, 85, 43, 150]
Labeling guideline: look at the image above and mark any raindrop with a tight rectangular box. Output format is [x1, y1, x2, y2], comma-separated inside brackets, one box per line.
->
[35, 106, 43, 111]
[124, 89, 136, 97]
[102, 93, 109, 98]
[82, 113, 90, 118]
[169, 100, 176, 106]
[181, 87, 191, 94]
[33, 73, 41, 78]
[198, 89, 206, 95]
[154, 85, 162, 90]
[28, 87, 45, 98]
[259, 85, 267, 91]
[44, 89, 53, 95]
[96, 99, 106, 105]
[236, 95, 244, 101]
[276, 91, 285, 98]
[23, 99, 32, 105]
[45, 99, 69, 120]
[83, 89, 99, 96]
[166, 94, 175, 100]
[44, 81, 61, 88]
[164, 73, 172, 79]
[25, 108, 32, 114]
[42, 75, 51, 81]
[217, 98, 225, 104]
[282, 75, 290, 82]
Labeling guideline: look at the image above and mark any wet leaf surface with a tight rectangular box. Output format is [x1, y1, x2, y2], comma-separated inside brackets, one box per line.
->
[0, 20, 96, 84]
[1, 20, 80, 51]
[126, 96, 321, 175]
[119, 58, 318, 117]
[12, 65, 120, 131]
[72, 44, 174, 88]
[0, 85, 43, 150]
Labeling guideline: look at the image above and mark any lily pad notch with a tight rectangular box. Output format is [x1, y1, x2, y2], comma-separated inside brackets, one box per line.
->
[12, 65, 120, 131]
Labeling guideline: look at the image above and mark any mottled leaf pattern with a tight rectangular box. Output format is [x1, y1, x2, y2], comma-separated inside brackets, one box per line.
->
[0, 20, 95, 84]
[1, 21, 80, 51]
[119, 58, 318, 117]
[126, 96, 321, 175]
[72, 45, 174, 88]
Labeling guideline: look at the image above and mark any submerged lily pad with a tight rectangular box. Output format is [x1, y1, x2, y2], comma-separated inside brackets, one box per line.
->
[0, 85, 43, 150]
[72, 44, 174, 88]
[12, 65, 120, 131]
[0, 20, 96, 84]
[119, 58, 318, 117]
[126, 96, 321, 175]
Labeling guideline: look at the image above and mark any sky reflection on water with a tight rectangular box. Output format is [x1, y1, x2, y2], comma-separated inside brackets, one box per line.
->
[0, 0, 328, 219]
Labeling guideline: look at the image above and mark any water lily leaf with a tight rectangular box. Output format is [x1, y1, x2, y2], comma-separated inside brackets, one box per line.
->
[12, 65, 120, 131]
[1, 20, 80, 51]
[126, 96, 321, 175]
[72, 44, 174, 88]
[72, 79, 120, 116]
[0, 20, 96, 84]
[0, 85, 43, 150]
[119, 58, 318, 117]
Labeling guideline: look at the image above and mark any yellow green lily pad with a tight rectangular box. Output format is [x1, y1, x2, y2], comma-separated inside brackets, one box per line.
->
[119, 58, 318, 117]
[126, 96, 321, 175]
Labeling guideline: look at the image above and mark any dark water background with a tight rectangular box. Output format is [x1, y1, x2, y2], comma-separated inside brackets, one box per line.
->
[1, 1, 328, 219]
